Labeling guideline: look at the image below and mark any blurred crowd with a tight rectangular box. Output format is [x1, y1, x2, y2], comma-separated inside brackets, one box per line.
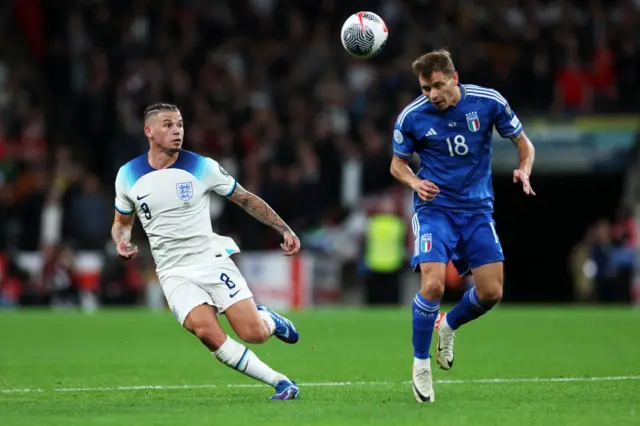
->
[571, 206, 637, 303]
[0, 0, 639, 305]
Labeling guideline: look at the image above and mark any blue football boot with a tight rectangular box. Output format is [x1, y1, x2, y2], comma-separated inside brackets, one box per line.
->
[270, 380, 300, 400]
[257, 304, 299, 344]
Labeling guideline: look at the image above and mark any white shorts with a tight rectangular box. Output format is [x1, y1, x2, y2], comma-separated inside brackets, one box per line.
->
[160, 257, 253, 325]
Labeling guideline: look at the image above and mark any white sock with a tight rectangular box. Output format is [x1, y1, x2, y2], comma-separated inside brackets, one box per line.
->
[258, 310, 276, 335]
[414, 357, 431, 370]
[213, 335, 287, 387]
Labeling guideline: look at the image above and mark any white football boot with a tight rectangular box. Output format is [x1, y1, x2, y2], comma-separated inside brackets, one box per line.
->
[435, 312, 455, 370]
[412, 359, 435, 403]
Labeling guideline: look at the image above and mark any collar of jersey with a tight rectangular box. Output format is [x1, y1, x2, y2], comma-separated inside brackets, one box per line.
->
[146, 150, 187, 171]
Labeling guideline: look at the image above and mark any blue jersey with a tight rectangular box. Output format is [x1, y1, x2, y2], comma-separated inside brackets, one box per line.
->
[392, 84, 523, 213]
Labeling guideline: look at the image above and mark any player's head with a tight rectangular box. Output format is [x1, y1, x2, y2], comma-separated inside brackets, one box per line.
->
[411, 49, 460, 110]
[143, 103, 183, 154]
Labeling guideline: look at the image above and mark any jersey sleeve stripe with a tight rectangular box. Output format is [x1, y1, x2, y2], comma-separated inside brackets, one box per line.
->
[396, 96, 425, 124]
[393, 149, 413, 159]
[397, 97, 428, 126]
[223, 180, 237, 197]
[465, 91, 507, 106]
[466, 86, 507, 100]
[464, 86, 507, 104]
[500, 123, 523, 138]
[115, 205, 134, 215]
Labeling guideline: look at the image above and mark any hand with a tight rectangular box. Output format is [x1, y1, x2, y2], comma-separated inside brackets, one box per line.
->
[513, 169, 536, 196]
[412, 179, 440, 202]
[116, 240, 139, 260]
[281, 230, 301, 256]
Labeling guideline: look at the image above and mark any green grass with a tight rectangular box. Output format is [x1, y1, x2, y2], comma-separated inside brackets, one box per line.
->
[1, 306, 639, 425]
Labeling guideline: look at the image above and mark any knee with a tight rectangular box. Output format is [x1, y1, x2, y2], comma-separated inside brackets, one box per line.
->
[476, 283, 503, 305]
[235, 320, 270, 344]
[420, 279, 445, 300]
[420, 268, 445, 300]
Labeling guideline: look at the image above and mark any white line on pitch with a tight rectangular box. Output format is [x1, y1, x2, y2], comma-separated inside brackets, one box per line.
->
[1, 375, 639, 394]
[0, 388, 45, 394]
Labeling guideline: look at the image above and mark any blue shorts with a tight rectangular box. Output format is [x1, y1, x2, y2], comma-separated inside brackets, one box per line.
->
[410, 207, 504, 276]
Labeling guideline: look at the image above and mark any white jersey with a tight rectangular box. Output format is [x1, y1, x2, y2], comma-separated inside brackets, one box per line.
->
[114, 150, 240, 277]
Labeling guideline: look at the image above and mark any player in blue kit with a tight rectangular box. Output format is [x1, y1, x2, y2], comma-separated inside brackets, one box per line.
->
[390, 50, 536, 402]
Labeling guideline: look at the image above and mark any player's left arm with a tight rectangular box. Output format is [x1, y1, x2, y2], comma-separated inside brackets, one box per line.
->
[204, 156, 299, 255]
[227, 183, 300, 256]
[510, 131, 536, 196]
[494, 100, 536, 196]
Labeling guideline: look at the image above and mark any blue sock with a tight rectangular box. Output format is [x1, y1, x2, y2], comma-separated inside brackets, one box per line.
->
[412, 292, 439, 359]
[446, 287, 495, 330]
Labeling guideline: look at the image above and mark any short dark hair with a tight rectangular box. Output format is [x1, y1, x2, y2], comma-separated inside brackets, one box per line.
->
[143, 103, 179, 120]
[411, 49, 456, 78]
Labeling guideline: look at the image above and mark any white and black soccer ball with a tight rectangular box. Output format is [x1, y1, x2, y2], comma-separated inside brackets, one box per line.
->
[340, 12, 388, 59]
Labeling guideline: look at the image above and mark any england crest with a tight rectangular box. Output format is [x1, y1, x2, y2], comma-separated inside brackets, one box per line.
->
[466, 111, 480, 132]
[176, 181, 193, 201]
[420, 233, 432, 253]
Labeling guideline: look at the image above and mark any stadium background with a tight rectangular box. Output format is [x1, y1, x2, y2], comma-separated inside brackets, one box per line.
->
[0, 0, 639, 311]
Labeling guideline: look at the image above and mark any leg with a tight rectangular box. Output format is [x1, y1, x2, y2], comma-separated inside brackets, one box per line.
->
[472, 261, 504, 305]
[218, 259, 299, 345]
[411, 263, 447, 403]
[224, 298, 271, 344]
[442, 261, 502, 330]
[413, 262, 447, 360]
[435, 214, 504, 370]
[211, 259, 299, 400]
[165, 275, 298, 400]
[446, 213, 505, 330]
[410, 208, 458, 403]
[183, 304, 228, 351]
[183, 304, 292, 393]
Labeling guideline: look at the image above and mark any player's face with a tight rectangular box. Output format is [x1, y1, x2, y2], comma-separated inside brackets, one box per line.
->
[145, 111, 184, 154]
[419, 71, 460, 110]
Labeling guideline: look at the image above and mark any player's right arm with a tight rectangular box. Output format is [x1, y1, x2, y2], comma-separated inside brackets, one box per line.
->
[112, 166, 139, 259]
[389, 121, 439, 202]
[112, 211, 138, 259]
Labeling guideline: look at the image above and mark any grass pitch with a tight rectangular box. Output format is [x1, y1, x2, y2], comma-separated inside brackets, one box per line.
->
[1, 306, 639, 425]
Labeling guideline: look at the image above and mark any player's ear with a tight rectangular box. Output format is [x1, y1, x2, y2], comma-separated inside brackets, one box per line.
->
[451, 71, 459, 84]
[144, 125, 152, 138]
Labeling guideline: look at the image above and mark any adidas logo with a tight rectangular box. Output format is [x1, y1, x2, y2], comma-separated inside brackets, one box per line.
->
[425, 128, 437, 137]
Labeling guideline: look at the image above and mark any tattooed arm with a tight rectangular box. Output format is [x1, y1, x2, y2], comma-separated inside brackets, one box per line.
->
[112, 210, 139, 259]
[227, 183, 291, 234]
[227, 183, 301, 255]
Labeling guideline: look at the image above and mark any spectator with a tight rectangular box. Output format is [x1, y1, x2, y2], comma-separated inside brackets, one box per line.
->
[0, 0, 638, 306]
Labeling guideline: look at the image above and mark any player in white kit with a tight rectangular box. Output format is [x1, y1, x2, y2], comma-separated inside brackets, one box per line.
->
[111, 103, 300, 400]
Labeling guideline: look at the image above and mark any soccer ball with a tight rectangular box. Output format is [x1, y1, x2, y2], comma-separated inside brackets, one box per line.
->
[340, 12, 388, 59]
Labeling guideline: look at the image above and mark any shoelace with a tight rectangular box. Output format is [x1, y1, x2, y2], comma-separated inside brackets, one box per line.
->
[273, 315, 289, 335]
[414, 367, 432, 384]
[440, 329, 456, 359]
